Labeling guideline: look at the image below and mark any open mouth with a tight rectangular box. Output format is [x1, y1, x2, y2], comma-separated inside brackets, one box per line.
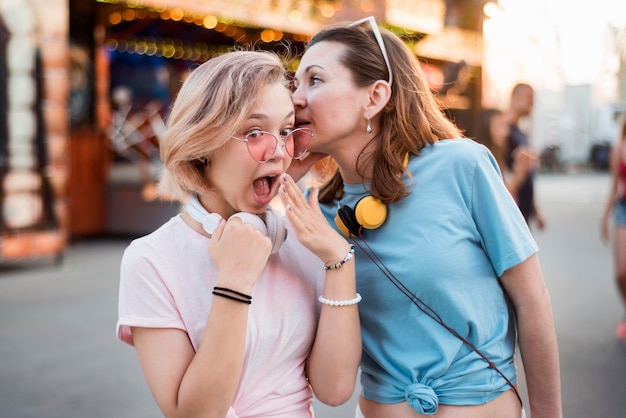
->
[253, 174, 279, 199]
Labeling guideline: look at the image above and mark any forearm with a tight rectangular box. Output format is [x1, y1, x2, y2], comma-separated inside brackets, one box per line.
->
[168, 220, 272, 417]
[505, 171, 525, 197]
[276, 174, 361, 403]
[175, 298, 249, 417]
[516, 295, 563, 418]
[307, 261, 361, 406]
[602, 181, 619, 220]
[602, 198, 615, 221]
[603, 147, 620, 220]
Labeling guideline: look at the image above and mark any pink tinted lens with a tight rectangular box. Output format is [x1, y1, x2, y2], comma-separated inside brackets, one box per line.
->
[291, 129, 312, 159]
[248, 132, 277, 162]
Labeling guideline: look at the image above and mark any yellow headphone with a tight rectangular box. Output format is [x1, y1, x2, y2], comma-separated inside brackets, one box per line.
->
[334, 153, 409, 237]
[335, 195, 387, 237]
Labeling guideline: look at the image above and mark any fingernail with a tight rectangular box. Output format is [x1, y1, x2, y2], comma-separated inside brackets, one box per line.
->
[281, 173, 291, 183]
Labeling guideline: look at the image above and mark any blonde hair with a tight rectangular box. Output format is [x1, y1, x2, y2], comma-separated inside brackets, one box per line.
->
[157, 50, 288, 200]
[308, 24, 463, 204]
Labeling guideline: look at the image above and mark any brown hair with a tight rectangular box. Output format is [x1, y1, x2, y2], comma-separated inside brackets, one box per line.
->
[307, 23, 463, 204]
[478, 108, 506, 169]
[157, 50, 288, 200]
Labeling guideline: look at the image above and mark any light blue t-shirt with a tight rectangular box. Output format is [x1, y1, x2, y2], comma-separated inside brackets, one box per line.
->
[317, 139, 538, 414]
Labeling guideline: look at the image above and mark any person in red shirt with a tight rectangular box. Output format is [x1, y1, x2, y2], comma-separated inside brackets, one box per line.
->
[601, 115, 626, 339]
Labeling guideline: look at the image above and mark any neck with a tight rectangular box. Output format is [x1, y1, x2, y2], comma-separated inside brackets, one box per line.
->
[183, 193, 225, 236]
[181, 210, 212, 238]
[337, 166, 367, 185]
[331, 144, 375, 185]
[505, 110, 520, 126]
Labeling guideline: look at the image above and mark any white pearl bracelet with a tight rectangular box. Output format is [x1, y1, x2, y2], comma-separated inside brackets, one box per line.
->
[318, 293, 362, 306]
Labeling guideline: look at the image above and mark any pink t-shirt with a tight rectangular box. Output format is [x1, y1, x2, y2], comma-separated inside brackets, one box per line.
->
[117, 214, 325, 418]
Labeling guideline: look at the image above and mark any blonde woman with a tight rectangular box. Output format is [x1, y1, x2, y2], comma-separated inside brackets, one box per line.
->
[117, 51, 361, 417]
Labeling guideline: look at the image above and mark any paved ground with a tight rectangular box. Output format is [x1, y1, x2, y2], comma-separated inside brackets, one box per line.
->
[0, 171, 624, 418]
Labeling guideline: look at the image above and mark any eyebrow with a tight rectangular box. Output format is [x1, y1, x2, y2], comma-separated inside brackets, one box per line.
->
[248, 110, 295, 121]
[303, 64, 324, 73]
[293, 64, 324, 82]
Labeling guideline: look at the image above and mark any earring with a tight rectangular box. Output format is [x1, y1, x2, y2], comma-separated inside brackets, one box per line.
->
[366, 118, 372, 134]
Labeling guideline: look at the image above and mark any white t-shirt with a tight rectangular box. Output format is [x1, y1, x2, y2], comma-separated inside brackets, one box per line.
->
[117, 214, 325, 418]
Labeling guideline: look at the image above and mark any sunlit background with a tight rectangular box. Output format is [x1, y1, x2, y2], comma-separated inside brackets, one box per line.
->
[483, 0, 626, 160]
[0, 0, 625, 260]
[1, 3, 626, 417]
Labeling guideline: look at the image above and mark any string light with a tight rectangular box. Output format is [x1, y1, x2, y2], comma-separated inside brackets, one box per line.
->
[97, 0, 342, 61]
[96, 0, 334, 34]
[104, 34, 235, 62]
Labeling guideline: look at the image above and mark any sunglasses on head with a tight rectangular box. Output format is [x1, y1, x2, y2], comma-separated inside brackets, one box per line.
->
[348, 16, 393, 88]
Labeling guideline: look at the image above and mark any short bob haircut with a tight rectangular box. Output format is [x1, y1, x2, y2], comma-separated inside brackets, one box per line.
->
[158, 50, 288, 201]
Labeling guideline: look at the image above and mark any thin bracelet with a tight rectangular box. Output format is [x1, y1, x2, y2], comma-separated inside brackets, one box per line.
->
[212, 291, 252, 305]
[213, 286, 252, 300]
[323, 245, 355, 271]
[318, 293, 362, 306]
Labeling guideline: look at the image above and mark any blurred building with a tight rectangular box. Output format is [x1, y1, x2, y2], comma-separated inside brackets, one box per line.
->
[1, 0, 488, 262]
[0, 0, 68, 262]
[481, 0, 626, 168]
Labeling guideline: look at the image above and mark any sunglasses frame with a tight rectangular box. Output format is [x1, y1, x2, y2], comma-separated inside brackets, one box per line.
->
[231, 127, 314, 163]
[348, 16, 393, 88]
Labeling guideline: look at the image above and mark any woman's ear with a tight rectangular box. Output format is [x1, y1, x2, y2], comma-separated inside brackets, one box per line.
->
[365, 80, 392, 117]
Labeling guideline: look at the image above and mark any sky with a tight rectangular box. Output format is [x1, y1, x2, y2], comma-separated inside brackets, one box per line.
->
[550, 0, 625, 84]
[482, 0, 626, 107]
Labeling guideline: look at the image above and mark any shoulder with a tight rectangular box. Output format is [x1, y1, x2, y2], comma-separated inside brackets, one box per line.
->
[507, 124, 527, 146]
[426, 138, 488, 157]
[415, 138, 492, 172]
[123, 215, 193, 263]
[407, 139, 502, 200]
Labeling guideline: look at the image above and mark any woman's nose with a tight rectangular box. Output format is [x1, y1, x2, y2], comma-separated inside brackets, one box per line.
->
[291, 86, 305, 107]
[273, 137, 290, 160]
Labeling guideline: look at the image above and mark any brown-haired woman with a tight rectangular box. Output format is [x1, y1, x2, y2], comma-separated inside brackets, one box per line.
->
[289, 17, 562, 418]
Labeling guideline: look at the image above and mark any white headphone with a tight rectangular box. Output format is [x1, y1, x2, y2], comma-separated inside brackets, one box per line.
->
[185, 194, 287, 254]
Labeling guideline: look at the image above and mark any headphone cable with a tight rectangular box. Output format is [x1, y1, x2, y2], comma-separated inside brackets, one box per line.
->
[351, 229, 523, 407]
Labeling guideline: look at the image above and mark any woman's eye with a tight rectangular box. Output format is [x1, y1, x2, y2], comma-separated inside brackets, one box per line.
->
[310, 76, 321, 86]
[280, 128, 293, 137]
[245, 129, 263, 140]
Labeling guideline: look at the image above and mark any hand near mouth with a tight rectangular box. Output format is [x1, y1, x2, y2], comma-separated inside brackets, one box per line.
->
[286, 152, 328, 183]
[278, 173, 352, 266]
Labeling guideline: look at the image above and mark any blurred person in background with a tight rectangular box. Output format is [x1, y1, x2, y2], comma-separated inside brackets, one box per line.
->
[505, 83, 546, 231]
[478, 108, 536, 200]
[116, 50, 361, 418]
[600, 115, 626, 339]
